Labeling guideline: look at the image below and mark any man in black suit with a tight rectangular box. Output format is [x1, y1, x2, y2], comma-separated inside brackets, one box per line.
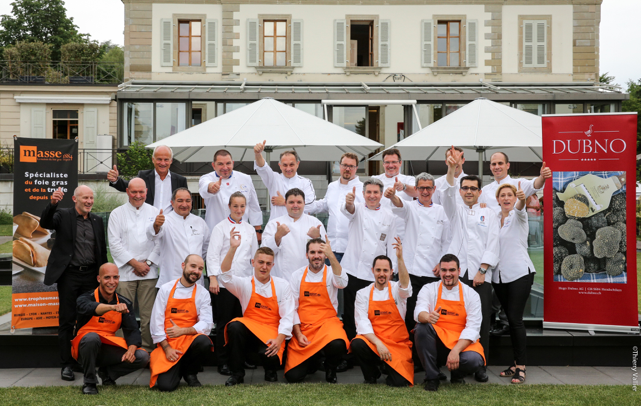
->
[107, 145, 188, 212]
[40, 185, 109, 382]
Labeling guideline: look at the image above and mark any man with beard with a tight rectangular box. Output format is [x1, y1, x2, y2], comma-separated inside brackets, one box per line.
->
[149, 255, 213, 391]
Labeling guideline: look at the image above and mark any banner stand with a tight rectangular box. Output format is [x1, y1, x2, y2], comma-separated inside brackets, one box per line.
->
[543, 321, 640, 335]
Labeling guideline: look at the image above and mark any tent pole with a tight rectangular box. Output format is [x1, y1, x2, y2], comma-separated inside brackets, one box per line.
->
[477, 149, 483, 180]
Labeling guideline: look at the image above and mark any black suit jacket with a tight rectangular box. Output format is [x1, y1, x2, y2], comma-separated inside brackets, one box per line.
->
[39, 204, 108, 286]
[109, 169, 188, 206]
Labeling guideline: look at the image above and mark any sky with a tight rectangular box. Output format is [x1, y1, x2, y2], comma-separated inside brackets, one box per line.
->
[0, 0, 639, 88]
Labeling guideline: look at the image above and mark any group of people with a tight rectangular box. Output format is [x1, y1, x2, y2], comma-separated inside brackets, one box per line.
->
[40, 141, 551, 394]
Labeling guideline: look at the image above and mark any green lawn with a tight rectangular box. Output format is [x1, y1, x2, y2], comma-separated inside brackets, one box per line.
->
[0, 239, 11, 254]
[0, 384, 636, 406]
[0, 224, 12, 236]
[0, 286, 10, 315]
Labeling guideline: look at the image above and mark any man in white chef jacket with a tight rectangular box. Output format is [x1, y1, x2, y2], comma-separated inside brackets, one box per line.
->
[262, 188, 327, 284]
[147, 187, 210, 288]
[254, 140, 316, 223]
[432, 146, 467, 206]
[108, 177, 161, 352]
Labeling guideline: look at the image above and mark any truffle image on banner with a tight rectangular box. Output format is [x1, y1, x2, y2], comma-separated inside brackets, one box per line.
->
[552, 171, 627, 283]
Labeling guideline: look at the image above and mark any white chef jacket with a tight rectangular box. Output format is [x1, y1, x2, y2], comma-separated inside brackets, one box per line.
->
[480, 175, 540, 214]
[147, 210, 210, 288]
[153, 170, 173, 213]
[220, 273, 294, 339]
[306, 176, 364, 253]
[254, 162, 316, 222]
[355, 281, 412, 336]
[198, 170, 263, 231]
[392, 200, 451, 277]
[108, 201, 160, 282]
[206, 217, 258, 289]
[150, 279, 213, 344]
[413, 281, 481, 343]
[340, 203, 397, 282]
[493, 206, 535, 284]
[289, 265, 348, 325]
[433, 171, 467, 206]
[441, 181, 500, 281]
[262, 214, 327, 284]
[372, 173, 415, 239]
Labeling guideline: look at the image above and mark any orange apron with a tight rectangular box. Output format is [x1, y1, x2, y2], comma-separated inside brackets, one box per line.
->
[224, 277, 285, 362]
[352, 283, 414, 386]
[432, 282, 486, 365]
[284, 266, 349, 372]
[149, 280, 213, 388]
[70, 288, 128, 360]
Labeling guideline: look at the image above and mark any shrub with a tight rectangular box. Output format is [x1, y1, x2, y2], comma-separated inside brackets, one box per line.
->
[91, 183, 125, 213]
[116, 141, 153, 180]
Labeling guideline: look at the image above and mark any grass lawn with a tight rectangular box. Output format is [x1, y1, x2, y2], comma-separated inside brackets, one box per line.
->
[0, 384, 636, 406]
[0, 224, 12, 236]
[0, 286, 10, 315]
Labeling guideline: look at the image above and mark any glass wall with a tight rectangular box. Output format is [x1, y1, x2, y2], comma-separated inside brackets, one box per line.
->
[156, 103, 187, 142]
[123, 102, 154, 146]
[516, 103, 548, 116]
[588, 102, 615, 113]
[293, 103, 323, 118]
[191, 101, 217, 126]
[555, 103, 584, 114]
[217, 103, 248, 115]
[331, 106, 367, 135]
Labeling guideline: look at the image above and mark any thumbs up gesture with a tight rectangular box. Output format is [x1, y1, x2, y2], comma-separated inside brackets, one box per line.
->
[393, 177, 405, 192]
[254, 140, 267, 155]
[516, 181, 526, 202]
[275, 221, 290, 239]
[346, 186, 356, 206]
[107, 165, 119, 183]
[50, 187, 64, 205]
[166, 319, 184, 338]
[209, 177, 222, 194]
[540, 161, 552, 179]
[307, 224, 321, 239]
[384, 186, 396, 199]
[153, 209, 165, 234]
[271, 190, 285, 206]
[428, 306, 442, 324]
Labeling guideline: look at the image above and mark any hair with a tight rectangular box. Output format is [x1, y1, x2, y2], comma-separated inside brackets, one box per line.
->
[213, 149, 232, 162]
[363, 178, 383, 193]
[381, 148, 401, 161]
[439, 254, 460, 269]
[340, 152, 359, 165]
[460, 175, 482, 189]
[73, 185, 93, 197]
[171, 187, 191, 201]
[496, 183, 517, 198]
[183, 254, 202, 265]
[280, 150, 300, 162]
[306, 237, 325, 253]
[255, 246, 275, 258]
[415, 172, 435, 186]
[153, 145, 173, 160]
[372, 255, 393, 269]
[285, 188, 305, 202]
[228, 191, 246, 206]
[445, 146, 464, 159]
[491, 151, 510, 164]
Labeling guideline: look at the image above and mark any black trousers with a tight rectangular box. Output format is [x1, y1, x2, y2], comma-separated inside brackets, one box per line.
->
[491, 291, 509, 329]
[350, 338, 410, 387]
[57, 267, 99, 367]
[493, 272, 534, 365]
[156, 335, 213, 392]
[78, 332, 149, 384]
[342, 274, 372, 341]
[284, 339, 347, 383]
[226, 321, 282, 378]
[406, 274, 439, 365]
[214, 288, 243, 367]
[414, 323, 484, 381]
[460, 272, 492, 363]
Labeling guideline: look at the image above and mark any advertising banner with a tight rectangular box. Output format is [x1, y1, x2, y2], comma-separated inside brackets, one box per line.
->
[542, 113, 639, 333]
[11, 138, 78, 330]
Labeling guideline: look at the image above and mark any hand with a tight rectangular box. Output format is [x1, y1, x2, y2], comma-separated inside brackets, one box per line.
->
[275, 222, 290, 239]
[122, 347, 136, 363]
[51, 187, 64, 205]
[166, 319, 184, 338]
[307, 224, 321, 239]
[271, 191, 285, 206]
[446, 145, 461, 169]
[516, 182, 526, 202]
[112, 303, 129, 314]
[345, 186, 356, 206]
[265, 337, 283, 357]
[153, 209, 165, 233]
[392, 236, 403, 259]
[384, 187, 396, 199]
[229, 227, 242, 249]
[375, 342, 392, 362]
[540, 161, 551, 179]
[393, 177, 405, 192]
[254, 140, 266, 155]
[432, 264, 440, 277]
[131, 260, 150, 277]
[473, 271, 486, 287]
[296, 332, 310, 347]
[446, 349, 460, 371]
[427, 306, 442, 324]
[479, 203, 488, 209]
[208, 178, 222, 194]
[107, 165, 119, 183]
[319, 235, 333, 258]
[164, 346, 183, 362]
[256, 229, 262, 245]
[209, 276, 220, 295]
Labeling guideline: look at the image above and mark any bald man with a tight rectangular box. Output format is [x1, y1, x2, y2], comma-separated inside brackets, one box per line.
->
[41, 185, 109, 381]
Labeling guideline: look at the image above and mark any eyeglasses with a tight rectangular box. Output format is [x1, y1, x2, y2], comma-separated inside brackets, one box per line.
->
[383, 160, 400, 165]
[460, 186, 480, 192]
[340, 164, 358, 170]
[416, 186, 434, 192]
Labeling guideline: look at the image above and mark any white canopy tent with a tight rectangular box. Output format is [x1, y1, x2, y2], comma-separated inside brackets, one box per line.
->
[370, 98, 543, 177]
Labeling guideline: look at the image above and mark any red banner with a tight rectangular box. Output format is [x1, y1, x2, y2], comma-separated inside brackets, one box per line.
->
[542, 113, 638, 333]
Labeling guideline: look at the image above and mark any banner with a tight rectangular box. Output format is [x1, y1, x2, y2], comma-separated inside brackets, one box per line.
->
[11, 138, 78, 330]
[542, 113, 639, 333]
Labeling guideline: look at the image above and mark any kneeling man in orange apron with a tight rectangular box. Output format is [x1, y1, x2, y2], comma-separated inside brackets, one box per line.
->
[284, 237, 349, 383]
[351, 237, 414, 387]
[71, 263, 149, 395]
[414, 254, 485, 392]
[222, 236, 295, 386]
[149, 254, 213, 391]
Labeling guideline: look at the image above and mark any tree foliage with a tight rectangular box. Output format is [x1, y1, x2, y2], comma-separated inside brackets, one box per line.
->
[116, 142, 153, 180]
[621, 79, 641, 179]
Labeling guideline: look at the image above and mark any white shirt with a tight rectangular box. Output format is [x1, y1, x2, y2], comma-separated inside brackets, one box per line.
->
[262, 214, 327, 284]
[220, 273, 295, 339]
[414, 281, 481, 343]
[372, 173, 415, 239]
[289, 265, 348, 325]
[108, 202, 160, 282]
[206, 218, 258, 289]
[254, 162, 316, 222]
[340, 203, 397, 282]
[355, 281, 412, 336]
[441, 182, 500, 280]
[150, 279, 213, 344]
[147, 211, 210, 288]
[153, 170, 173, 212]
[306, 176, 364, 253]
[494, 206, 535, 284]
[198, 170, 263, 230]
[480, 175, 540, 214]
[433, 171, 467, 206]
[392, 200, 451, 277]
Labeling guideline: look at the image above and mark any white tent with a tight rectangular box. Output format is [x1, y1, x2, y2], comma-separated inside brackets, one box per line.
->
[147, 98, 383, 163]
[370, 98, 543, 176]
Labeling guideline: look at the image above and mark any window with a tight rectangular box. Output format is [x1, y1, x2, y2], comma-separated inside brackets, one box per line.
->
[53, 110, 79, 139]
[178, 20, 202, 66]
[334, 16, 388, 70]
[263, 20, 287, 67]
[160, 15, 216, 71]
[518, 15, 551, 72]
[516, 103, 548, 116]
[555, 103, 584, 114]
[437, 21, 460, 67]
[350, 21, 373, 67]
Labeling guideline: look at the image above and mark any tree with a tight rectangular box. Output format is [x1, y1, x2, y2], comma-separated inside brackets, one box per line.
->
[100, 45, 124, 83]
[0, 0, 88, 60]
[599, 72, 616, 85]
[621, 79, 641, 165]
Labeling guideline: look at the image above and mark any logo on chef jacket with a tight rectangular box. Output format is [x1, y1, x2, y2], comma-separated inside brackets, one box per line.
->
[478, 215, 487, 227]
[255, 302, 272, 311]
[440, 309, 459, 316]
[170, 308, 189, 314]
[240, 184, 249, 193]
[98, 317, 116, 324]
[374, 310, 392, 316]
[303, 291, 321, 297]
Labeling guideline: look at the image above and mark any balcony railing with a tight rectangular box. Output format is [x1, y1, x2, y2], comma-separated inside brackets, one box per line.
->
[0, 61, 123, 85]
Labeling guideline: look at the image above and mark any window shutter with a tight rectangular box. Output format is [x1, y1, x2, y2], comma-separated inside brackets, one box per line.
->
[205, 19, 218, 67]
[30, 107, 45, 138]
[247, 19, 259, 67]
[421, 20, 433, 67]
[160, 18, 173, 67]
[378, 19, 391, 68]
[334, 19, 347, 68]
[466, 20, 478, 67]
[291, 19, 303, 67]
[535, 21, 546, 67]
[523, 21, 534, 67]
[83, 108, 98, 172]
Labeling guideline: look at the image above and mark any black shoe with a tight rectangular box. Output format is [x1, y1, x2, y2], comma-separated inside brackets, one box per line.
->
[490, 324, 510, 336]
[364, 370, 381, 384]
[82, 383, 98, 395]
[217, 364, 232, 376]
[264, 370, 278, 382]
[423, 379, 439, 392]
[325, 369, 337, 384]
[335, 359, 351, 373]
[244, 361, 257, 369]
[183, 374, 202, 387]
[225, 375, 244, 386]
[437, 371, 447, 381]
[474, 367, 489, 383]
[451, 371, 466, 384]
[61, 367, 75, 381]
[71, 364, 83, 373]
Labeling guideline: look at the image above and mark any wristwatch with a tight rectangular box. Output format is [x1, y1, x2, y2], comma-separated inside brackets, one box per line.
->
[145, 260, 153, 266]
[478, 267, 487, 275]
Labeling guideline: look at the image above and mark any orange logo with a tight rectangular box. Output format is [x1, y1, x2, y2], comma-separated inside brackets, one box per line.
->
[18, 145, 65, 162]
[19, 146, 37, 162]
